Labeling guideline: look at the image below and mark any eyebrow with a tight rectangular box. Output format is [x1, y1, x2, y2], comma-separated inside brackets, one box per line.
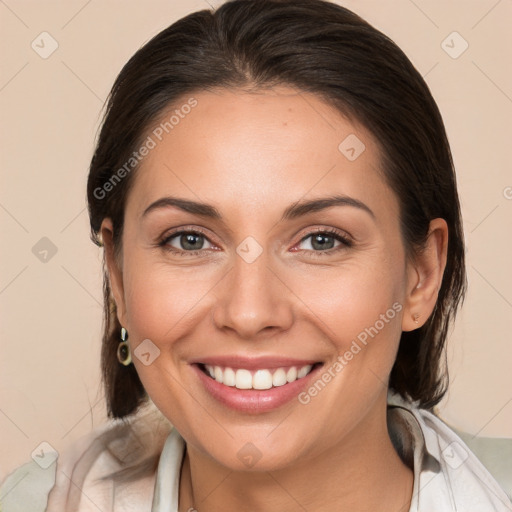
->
[141, 194, 375, 221]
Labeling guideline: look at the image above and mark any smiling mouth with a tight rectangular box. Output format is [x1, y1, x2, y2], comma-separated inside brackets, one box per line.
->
[198, 362, 322, 390]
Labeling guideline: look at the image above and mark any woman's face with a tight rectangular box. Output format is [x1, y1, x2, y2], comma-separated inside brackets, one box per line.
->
[106, 86, 419, 471]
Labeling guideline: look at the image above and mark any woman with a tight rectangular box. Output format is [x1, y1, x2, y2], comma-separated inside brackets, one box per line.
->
[1, 0, 510, 510]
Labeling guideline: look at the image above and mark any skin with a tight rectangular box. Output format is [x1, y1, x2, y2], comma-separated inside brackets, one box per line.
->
[101, 86, 448, 511]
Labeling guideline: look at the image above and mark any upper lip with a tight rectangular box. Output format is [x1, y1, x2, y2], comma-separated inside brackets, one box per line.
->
[190, 355, 321, 371]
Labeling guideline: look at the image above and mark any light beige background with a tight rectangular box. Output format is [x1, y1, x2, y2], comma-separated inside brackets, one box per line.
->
[1, 0, 511, 481]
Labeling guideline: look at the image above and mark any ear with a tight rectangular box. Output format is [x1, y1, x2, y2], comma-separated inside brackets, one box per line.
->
[402, 218, 448, 332]
[100, 218, 128, 327]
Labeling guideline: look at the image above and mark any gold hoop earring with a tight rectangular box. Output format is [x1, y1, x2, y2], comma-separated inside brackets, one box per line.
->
[117, 327, 132, 366]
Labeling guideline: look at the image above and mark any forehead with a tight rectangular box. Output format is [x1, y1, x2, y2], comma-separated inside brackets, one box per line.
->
[126, 86, 397, 222]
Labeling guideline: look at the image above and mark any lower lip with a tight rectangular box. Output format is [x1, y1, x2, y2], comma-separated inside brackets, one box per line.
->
[192, 364, 323, 413]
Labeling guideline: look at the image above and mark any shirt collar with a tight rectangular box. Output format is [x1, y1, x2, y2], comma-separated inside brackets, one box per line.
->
[151, 427, 185, 512]
[387, 389, 443, 463]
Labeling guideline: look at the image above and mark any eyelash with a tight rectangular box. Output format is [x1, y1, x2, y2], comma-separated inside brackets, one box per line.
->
[158, 226, 353, 258]
[295, 227, 353, 258]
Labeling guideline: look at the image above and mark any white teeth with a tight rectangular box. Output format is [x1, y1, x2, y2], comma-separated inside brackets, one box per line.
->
[203, 364, 315, 389]
[223, 367, 236, 387]
[286, 366, 297, 382]
[272, 368, 287, 387]
[253, 370, 273, 390]
[235, 369, 253, 389]
[297, 364, 312, 379]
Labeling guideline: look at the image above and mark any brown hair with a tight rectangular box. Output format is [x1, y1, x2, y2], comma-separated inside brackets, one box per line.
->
[87, 0, 466, 418]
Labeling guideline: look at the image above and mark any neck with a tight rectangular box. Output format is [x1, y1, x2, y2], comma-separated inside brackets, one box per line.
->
[178, 403, 413, 512]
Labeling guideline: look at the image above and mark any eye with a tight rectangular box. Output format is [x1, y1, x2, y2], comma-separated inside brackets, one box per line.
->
[158, 227, 353, 258]
[295, 228, 353, 256]
[159, 229, 215, 255]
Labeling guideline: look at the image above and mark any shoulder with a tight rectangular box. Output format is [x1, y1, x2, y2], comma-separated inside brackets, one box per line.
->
[0, 401, 173, 512]
[418, 407, 512, 510]
[0, 459, 56, 512]
[387, 391, 512, 511]
[445, 423, 512, 502]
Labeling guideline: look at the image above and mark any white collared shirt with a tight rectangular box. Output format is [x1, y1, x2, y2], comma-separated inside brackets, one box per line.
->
[1, 392, 511, 511]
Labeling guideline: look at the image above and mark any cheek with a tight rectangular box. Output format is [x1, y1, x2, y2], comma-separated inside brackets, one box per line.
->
[292, 255, 406, 394]
[122, 255, 214, 341]
[294, 256, 404, 338]
[122, 245, 406, 352]
[120, 257, 215, 419]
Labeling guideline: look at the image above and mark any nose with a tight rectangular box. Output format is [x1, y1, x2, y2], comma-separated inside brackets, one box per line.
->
[212, 245, 294, 341]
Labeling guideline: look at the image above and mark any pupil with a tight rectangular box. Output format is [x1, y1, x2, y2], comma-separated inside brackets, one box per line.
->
[182, 233, 203, 250]
[312, 234, 334, 250]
